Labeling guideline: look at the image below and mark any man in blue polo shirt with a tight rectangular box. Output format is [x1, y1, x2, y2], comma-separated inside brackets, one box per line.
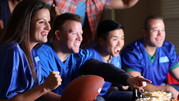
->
[121, 15, 179, 99]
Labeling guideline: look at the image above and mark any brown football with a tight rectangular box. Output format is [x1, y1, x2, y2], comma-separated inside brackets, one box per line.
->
[61, 75, 104, 101]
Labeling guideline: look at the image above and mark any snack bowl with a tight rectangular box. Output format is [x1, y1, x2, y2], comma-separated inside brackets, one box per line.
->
[136, 91, 172, 101]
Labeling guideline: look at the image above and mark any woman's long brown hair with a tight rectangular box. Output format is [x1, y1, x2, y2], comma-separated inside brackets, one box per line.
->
[0, 0, 50, 81]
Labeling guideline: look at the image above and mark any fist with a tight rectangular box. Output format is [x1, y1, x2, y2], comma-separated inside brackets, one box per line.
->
[44, 71, 62, 90]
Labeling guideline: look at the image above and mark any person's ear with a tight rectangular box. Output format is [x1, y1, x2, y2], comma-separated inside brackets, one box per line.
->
[55, 30, 61, 40]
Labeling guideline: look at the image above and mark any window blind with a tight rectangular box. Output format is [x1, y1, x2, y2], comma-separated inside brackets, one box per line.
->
[161, 0, 179, 54]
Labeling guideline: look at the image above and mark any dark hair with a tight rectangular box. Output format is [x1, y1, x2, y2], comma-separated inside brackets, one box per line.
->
[0, 0, 50, 80]
[143, 15, 164, 32]
[96, 20, 124, 40]
[48, 13, 82, 41]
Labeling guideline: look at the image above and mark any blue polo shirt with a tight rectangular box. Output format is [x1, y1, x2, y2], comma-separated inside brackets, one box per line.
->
[121, 38, 179, 85]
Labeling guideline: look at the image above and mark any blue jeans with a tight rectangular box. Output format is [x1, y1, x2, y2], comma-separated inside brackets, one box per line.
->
[96, 91, 133, 101]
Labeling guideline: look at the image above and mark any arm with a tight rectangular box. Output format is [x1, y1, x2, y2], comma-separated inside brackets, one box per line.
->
[80, 58, 151, 91]
[109, 0, 139, 9]
[0, 20, 4, 35]
[80, 58, 131, 85]
[36, 92, 61, 101]
[0, 20, 3, 29]
[1, 71, 62, 101]
[170, 67, 179, 81]
[128, 71, 179, 99]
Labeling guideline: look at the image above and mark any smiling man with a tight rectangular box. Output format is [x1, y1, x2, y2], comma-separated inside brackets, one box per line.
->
[121, 15, 179, 99]
[86, 20, 133, 101]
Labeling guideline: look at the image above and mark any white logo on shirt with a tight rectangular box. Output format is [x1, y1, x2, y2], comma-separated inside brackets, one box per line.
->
[159, 56, 169, 63]
[35, 56, 40, 62]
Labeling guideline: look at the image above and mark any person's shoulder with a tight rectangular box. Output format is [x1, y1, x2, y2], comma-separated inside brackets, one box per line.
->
[121, 39, 144, 61]
[0, 42, 21, 51]
[161, 41, 176, 52]
[78, 48, 90, 55]
[162, 41, 174, 47]
[36, 42, 53, 52]
[74, 48, 93, 59]
[162, 41, 175, 50]
[122, 39, 143, 53]
[0, 42, 26, 59]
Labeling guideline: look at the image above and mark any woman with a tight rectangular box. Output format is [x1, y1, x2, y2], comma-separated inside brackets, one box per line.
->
[0, 0, 62, 100]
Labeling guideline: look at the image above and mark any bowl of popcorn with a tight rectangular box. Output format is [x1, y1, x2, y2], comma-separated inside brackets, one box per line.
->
[136, 91, 172, 101]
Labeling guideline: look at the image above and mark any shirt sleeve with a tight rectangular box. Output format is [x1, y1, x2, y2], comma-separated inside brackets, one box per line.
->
[0, 45, 34, 99]
[36, 45, 54, 79]
[80, 58, 131, 86]
[162, 42, 179, 69]
[78, 48, 94, 65]
[170, 62, 179, 71]
[121, 44, 144, 73]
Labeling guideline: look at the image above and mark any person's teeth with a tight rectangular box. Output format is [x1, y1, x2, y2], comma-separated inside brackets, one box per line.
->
[41, 33, 47, 35]
[116, 48, 120, 51]
[115, 48, 120, 52]
[75, 43, 80, 46]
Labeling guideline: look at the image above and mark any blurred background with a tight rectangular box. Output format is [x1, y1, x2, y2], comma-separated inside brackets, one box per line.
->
[102, 0, 179, 54]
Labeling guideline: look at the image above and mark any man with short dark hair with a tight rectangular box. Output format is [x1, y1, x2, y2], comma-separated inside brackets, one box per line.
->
[86, 20, 132, 101]
[121, 15, 179, 99]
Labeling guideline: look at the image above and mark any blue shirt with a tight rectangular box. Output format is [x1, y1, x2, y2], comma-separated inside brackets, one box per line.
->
[121, 38, 179, 85]
[86, 44, 122, 96]
[75, 0, 86, 26]
[0, 42, 43, 99]
[36, 42, 92, 95]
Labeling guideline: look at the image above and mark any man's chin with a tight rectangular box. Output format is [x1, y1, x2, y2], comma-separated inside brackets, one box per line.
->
[113, 54, 119, 57]
[156, 43, 163, 47]
[73, 50, 80, 53]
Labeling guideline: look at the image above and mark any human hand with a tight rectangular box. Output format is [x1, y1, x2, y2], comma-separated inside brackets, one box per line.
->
[172, 91, 179, 99]
[50, 4, 62, 18]
[43, 71, 62, 90]
[164, 85, 179, 99]
[127, 76, 151, 92]
[54, 6, 61, 16]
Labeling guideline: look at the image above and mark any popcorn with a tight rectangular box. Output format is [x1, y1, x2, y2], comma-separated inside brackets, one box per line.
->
[136, 97, 162, 101]
[136, 91, 172, 101]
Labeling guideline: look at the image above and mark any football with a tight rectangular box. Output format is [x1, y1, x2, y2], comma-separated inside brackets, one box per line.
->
[61, 75, 104, 101]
